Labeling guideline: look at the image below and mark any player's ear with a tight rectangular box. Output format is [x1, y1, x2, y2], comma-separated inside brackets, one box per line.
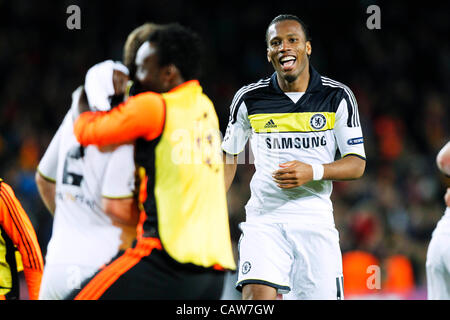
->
[163, 64, 178, 78]
[161, 64, 180, 87]
[165, 64, 175, 75]
[306, 41, 312, 57]
[266, 48, 271, 63]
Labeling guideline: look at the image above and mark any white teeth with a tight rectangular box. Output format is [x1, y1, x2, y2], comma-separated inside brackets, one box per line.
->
[280, 56, 296, 64]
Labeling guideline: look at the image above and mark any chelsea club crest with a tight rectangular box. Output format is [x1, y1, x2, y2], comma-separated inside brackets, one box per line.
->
[310, 113, 327, 130]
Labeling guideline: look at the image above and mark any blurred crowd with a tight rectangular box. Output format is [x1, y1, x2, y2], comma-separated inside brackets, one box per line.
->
[1, 1, 449, 299]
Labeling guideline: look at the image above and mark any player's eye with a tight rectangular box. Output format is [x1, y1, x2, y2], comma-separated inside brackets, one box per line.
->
[271, 40, 281, 47]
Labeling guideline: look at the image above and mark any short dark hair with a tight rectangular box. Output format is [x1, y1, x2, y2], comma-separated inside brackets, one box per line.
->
[123, 22, 161, 79]
[265, 14, 311, 44]
[148, 23, 203, 81]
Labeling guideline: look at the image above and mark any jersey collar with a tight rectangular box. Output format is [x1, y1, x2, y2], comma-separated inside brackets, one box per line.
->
[168, 80, 200, 93]
[270, 64, 323, 94]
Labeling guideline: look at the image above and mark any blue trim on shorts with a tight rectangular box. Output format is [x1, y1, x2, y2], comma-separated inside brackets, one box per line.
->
[236, 279, 290, 294]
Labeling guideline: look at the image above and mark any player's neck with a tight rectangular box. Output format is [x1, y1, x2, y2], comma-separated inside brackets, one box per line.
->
[277, 65, 310, 93]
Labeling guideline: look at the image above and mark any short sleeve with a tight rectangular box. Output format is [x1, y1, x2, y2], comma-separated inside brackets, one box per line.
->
[37, 110, 72, 181]
[334, 98, 366, 160]
[101, 144, 136, 199]
[221, 101, 251, 155]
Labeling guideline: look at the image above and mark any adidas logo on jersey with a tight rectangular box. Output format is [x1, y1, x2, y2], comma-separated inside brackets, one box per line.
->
[264, 119, 277, 128]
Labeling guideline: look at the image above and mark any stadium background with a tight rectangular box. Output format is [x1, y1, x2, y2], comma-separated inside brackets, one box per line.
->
[0, 0, 448, 299]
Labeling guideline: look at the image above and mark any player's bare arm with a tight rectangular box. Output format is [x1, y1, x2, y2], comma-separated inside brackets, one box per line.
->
[242, 283, 277, 300]
[35, 172, 56, 214]
[273, 155, 365, 189]
[102, 197, 139, 226]
[102, 197, 139, 250]
[223, 152, 238, 192]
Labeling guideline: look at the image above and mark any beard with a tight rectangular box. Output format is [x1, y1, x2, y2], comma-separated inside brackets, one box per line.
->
[283, 74, 298, 83]
[283, 58, 308, 83]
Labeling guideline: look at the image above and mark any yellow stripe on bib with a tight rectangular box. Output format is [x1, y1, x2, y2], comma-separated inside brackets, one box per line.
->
[249, 112, 335, 133]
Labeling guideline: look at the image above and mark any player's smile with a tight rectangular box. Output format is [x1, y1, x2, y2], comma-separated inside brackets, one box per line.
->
[266, 19, 311, 85]
[279, 55, 297, 73]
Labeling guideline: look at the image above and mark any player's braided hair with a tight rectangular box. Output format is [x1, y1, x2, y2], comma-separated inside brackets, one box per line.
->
[148, 23, 204, 81]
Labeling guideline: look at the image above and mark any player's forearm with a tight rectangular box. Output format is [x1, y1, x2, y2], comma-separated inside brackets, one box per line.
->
[223, 152, 237, 192]
[102, 197, 140, 226]
[35, 171, 56, 215]
[23, 268, 43, 300]
[102, 197, 139, 250]
[273, 155, 366, 189]
[74, 92, 165, 147]
[74, 110, 127, 147]
[323, 155, 366, 181]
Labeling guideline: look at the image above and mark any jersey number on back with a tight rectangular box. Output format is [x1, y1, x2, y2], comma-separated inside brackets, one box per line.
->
[62, 146, 85, 187]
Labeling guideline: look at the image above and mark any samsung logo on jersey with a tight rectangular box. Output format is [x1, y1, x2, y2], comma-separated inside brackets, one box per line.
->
[347, 137, 364, 145]
[266, 136, 326, 149]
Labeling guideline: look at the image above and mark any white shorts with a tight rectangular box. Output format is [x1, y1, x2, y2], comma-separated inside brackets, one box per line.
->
[39, 264, 99, 300]
[426, 232, 450, 300]
[236, 220, 344, 300]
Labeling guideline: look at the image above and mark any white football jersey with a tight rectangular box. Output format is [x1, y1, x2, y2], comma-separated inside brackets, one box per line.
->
[38, 109, 135, 267]
[431, 207, 450, 237]
[222, 67, 366, 224]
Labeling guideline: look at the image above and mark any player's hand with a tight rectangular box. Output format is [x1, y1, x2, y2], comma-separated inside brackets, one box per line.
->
[445, 188, 450, 208]
[272, 160, 313, 189]
[84, 60, 129, 111]
[113, 69, 129, 96]
[436, 141, 450, 176]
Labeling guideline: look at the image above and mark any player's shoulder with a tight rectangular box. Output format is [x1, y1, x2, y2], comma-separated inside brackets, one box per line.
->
[0, 178, 13, 196]
[228, 77, 272, 113]
[233, 77, 272, 99]
[320, 75, 355, 97]
[0, 178, 8, 189]
[132, 90, 163, 101]
[125, 91, 165, 112]
[319, 75, 359, 112]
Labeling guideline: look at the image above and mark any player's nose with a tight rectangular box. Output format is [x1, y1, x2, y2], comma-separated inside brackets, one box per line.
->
[279, 39, 292, 52]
